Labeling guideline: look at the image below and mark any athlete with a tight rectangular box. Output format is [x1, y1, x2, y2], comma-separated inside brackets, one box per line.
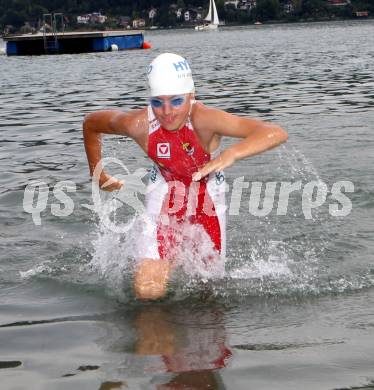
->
[83, 53, 288, 300]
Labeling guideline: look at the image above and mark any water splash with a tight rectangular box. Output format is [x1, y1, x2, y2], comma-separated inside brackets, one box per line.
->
[85, 183, 226, 301]
[20, 262, 54, 279]
[278, 145, 323, 182]
[229, 241, 294, 280]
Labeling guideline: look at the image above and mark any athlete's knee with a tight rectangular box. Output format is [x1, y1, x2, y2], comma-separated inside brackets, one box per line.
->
[134, 280, 167, 300]
[134, 259, 170, 300]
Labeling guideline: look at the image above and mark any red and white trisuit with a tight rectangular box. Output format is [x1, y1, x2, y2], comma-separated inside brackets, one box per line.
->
[140, 103, 226, 260]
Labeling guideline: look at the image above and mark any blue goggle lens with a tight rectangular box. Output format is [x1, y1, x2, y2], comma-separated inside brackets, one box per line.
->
[150, 98, 163, 108]
[150, 96, 186, 108]
[170, 97, 185, 106]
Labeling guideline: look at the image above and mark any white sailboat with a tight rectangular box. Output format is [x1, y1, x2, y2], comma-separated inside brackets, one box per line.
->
[195, 0, 219, 31]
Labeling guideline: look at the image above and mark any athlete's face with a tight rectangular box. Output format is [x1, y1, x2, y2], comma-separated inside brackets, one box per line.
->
[150, 94, 193, 131]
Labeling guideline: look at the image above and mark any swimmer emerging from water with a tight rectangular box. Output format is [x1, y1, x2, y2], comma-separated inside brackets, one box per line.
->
[83, 53, 288, 300]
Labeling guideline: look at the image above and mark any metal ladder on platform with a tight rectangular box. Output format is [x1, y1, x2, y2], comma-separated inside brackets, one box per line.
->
[42, 13, 64, 54]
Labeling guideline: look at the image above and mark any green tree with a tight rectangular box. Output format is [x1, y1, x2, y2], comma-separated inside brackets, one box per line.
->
[155, 4, 177, 27]
[2, 9, 27, 28]
[222, 3, 239, 22]
[301, 0, 329, 18]
[253, 0, 280, 20]
[176, 0, 186, 9]
[351, 0, 372, 12]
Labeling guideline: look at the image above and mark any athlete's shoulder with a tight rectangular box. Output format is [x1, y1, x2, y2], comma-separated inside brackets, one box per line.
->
[111, 107, 148, 137]
[192, 101, 225, 117]
[191, 102, 225, 131]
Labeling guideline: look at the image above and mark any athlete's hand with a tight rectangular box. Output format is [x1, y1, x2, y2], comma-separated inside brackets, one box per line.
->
[96, 172, 124, 192]
[192, 149, 236, 181]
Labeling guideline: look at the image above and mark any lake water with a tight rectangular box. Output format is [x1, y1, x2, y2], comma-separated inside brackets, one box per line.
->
[1, 20, 374, 389]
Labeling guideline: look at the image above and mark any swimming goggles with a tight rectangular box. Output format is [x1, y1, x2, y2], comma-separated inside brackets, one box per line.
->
[150, 95, 186, 109]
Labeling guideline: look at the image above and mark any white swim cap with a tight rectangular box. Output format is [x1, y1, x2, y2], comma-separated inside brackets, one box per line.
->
[147, 53, 194, 97]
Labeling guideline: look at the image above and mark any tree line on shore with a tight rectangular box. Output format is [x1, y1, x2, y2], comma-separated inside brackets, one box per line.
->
[1, 0, 372, 33]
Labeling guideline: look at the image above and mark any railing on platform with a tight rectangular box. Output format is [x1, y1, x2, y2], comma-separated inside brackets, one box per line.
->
[42, 13, 65, 54]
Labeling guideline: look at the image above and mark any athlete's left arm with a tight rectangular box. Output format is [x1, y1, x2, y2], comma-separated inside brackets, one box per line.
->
[192, 107, 288, 181]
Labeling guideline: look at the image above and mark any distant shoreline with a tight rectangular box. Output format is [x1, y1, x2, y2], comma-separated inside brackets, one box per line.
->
[1, 16, 372, 38]
[153, 15, 373, 29]
[141, 16, 373, 32]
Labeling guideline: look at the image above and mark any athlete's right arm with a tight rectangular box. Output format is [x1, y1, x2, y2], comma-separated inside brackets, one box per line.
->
[83, 109, 147, 191]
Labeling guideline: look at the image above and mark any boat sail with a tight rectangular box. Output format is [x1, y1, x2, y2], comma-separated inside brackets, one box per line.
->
[195, 0, 219, 30]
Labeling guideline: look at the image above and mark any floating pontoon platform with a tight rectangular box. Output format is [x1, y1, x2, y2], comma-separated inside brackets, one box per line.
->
[3, 30, 146, 56]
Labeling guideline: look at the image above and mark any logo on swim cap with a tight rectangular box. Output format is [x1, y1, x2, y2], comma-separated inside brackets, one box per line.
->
[173, 60, 189, 72]
[147, 53, 194, 97]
